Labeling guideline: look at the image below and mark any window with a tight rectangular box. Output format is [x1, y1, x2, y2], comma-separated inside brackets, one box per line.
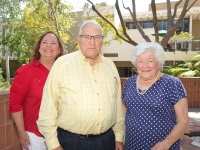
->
[124, 18, 189, 31]
[126, 22, 136, 29]
[117, 67, 136, 77]
[143, 21, 153, 28]
[157, 20, 168, 30]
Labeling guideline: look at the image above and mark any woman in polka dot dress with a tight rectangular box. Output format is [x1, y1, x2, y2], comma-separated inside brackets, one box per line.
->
[122, 42, 189, 150]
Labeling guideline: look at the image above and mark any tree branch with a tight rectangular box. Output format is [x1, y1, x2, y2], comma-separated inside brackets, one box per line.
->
[122, 0, 151, 42]
[161, 0, 190, 46]
[47, 0, 60, 39]
[186, 0, 197, 12]
[151, 0, 159, 42]
[115, 0, 138, 44]
[172, 0, 182, 19]
[87, 0, 137, 45]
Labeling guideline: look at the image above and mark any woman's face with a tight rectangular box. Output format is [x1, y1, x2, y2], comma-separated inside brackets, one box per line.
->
[39, 33, 61, 60]
[136, 50, 160, 81]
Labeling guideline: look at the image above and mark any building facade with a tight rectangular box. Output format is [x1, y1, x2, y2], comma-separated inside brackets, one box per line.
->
[100, 1, 200, 77]
[1, 1, 200, 77]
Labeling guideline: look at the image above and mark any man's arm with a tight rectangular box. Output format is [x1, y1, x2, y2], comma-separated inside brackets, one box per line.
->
[112, 64, 125, 143]
[37, 61, 61, 150]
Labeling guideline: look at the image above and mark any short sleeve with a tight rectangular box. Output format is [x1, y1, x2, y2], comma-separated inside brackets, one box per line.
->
[169, 77, 187, 105]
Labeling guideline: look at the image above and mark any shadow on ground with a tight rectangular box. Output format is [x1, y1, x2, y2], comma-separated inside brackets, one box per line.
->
[180, 108, 200, 150]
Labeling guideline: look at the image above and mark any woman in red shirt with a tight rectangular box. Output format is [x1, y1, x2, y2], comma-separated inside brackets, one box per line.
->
[9, 31, 64, 150]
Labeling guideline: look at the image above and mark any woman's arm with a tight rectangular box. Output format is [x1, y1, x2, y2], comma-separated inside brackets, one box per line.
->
[12, 110, 30, 150]
[152, 97, 189, 150]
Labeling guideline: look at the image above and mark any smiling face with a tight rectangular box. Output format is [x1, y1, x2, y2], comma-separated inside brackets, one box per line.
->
[136, 50, 160, 81]
[39, 33, 61, 60]
[77, 23, 103, 64]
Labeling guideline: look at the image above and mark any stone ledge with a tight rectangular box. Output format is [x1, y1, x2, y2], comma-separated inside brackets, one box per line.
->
[0, 90, 10, 95]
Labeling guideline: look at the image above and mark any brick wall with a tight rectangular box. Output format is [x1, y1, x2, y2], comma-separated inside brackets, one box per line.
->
[0, 90, 22, 150]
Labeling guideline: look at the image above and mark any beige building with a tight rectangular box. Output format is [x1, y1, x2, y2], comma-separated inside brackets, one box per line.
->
[67, 1, 200, 77]
[99, 1, 200, 77]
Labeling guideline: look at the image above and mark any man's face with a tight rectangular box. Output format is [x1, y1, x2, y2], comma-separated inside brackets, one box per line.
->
[77, 23, 103, 62]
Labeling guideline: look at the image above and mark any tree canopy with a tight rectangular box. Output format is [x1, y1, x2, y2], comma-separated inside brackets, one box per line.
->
[0, 0, 76, 64]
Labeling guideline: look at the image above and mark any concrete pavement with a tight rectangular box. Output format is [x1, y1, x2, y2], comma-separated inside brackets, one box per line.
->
[180, 108, 200, 150]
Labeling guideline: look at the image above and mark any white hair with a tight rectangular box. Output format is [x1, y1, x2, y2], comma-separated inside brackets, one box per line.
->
[131, 42, 165, 67]
[78, 20, 103, 36]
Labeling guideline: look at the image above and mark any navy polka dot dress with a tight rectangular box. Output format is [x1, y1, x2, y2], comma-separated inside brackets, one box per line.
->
[122, 74, 187, 150]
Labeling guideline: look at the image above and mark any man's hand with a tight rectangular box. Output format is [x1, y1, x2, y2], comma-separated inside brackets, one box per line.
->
[116, 141, 123, 150]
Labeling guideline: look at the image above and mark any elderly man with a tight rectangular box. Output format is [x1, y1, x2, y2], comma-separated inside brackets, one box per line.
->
[37, 20, 125, 150]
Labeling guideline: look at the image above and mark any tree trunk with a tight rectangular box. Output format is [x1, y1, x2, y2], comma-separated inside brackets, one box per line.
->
[5, 46, 10, 83]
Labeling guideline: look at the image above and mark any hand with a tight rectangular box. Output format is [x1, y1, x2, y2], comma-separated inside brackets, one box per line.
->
[53, 146, 63, 150]
[116, 141, 123, 150]
[19, 131, 30, 150]
[152, 141, 170, 150]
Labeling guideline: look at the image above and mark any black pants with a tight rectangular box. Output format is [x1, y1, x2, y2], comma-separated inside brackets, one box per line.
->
[57, 127, 115, 150]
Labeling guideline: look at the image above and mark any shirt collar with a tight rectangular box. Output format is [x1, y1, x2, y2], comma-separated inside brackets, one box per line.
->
[32, 59, 41, 66]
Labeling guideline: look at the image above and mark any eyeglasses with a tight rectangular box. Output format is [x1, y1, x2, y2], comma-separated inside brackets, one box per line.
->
[79, 35, 103, 41]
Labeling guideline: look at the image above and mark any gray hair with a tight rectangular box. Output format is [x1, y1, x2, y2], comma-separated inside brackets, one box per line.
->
[131, 42, 165, 67]
[78, 20, 103, 36]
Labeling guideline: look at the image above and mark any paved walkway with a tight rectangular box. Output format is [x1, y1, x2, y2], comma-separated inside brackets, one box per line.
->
[180, 108, 200, 150]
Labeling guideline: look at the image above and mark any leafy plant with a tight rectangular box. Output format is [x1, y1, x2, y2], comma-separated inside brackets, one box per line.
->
[165, 55, 200, 77]
[0, 68, 10, 90]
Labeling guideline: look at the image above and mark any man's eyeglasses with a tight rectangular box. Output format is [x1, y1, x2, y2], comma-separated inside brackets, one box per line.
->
[79, 35, 103, 41]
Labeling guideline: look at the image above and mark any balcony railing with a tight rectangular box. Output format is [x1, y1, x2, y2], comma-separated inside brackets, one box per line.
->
[166, 40, 200, 52]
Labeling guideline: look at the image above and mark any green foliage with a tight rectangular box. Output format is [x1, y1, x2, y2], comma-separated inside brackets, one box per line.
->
[0, 68, 10, 90]
[82, 3, 124, 47]
[162, 68, 171, 74]
[161, 31, 194, 43]
[0, 0, 76, 64]
[165, 55, 200, 77]
[192, 54, 200, 61]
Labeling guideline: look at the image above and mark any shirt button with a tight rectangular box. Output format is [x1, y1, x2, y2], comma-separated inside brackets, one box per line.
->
[97, 93, 99, 95]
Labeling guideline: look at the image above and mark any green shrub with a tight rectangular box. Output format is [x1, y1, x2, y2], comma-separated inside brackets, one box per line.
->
[0, 68, 10, 90]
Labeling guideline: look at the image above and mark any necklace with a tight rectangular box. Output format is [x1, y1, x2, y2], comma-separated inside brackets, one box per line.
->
[136, 72, 160, 95]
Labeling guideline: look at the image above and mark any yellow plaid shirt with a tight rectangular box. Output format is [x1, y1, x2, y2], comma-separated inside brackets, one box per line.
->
[37, 50, 125, 150]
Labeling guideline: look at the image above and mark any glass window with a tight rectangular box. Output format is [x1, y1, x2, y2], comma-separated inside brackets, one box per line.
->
[183, 18, 189, 32]
[143, 21, 153, 28]
[176, 18, 189, 33]
[125, 22, 136, 29]
[158, 21, 163, 30]
[162, 20, 168, 30]
[124, 18, 189, 32]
